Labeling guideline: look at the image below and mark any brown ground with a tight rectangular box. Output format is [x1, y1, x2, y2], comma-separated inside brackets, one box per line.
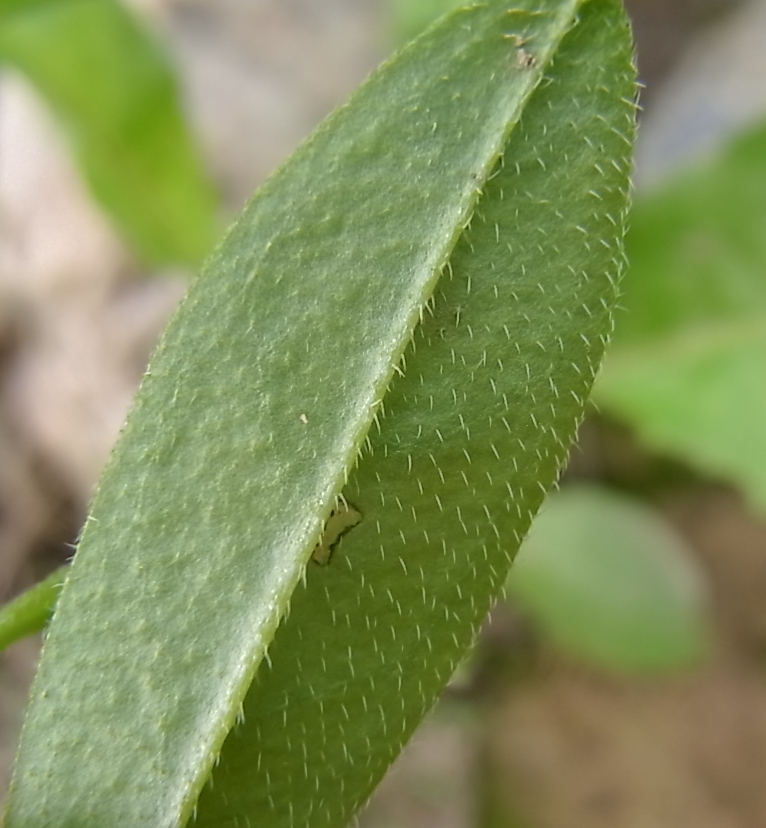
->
[484, 491, 766, 828]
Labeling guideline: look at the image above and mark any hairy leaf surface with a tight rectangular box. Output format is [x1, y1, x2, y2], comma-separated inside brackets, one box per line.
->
[5, 2, 635, 826]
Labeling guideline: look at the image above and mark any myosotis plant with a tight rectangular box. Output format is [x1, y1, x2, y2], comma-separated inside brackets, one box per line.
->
[2, 1, 636, 826]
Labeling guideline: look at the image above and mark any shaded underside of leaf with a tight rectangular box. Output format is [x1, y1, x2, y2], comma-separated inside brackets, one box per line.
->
[5, 1, 635, 827]
[597, 122, 766, 512]
[0, 0, 217, 265]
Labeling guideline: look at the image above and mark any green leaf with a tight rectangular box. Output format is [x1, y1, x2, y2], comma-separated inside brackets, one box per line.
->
[0, 566, 66, 652]
[389, 0, 464, 43]
[597, 122, 766, 512]
[0, 0, 217, 265]
[5, 2, 635, 826]
[508, 485, 709, 674]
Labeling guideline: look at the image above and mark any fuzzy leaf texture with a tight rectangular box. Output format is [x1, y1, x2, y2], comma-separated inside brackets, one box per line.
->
[4, 2, 636, 826]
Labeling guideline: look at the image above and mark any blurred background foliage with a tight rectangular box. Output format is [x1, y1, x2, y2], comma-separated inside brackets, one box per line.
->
[1, 0, 765, 826]
[0, 0, 218, 265]
[599, 121, 766, 513]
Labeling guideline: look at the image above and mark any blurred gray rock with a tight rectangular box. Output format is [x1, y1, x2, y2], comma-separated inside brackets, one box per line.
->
[636, 0, 766, 186]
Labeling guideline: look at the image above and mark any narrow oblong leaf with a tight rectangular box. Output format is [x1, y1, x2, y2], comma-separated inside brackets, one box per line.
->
[508, 485, 709, 674]
[0, 0, 217, 265]
[5, 2, 636, 826]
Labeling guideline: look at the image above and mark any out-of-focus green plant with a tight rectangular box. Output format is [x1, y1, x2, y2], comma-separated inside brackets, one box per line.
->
[508, 485, 709, 674]
[0, 0, 217, 265]
[598, 122, 766, 514]
[0, 1, 636, 825]
[389, 0, 464, 42]
[0, 568, 63, 653]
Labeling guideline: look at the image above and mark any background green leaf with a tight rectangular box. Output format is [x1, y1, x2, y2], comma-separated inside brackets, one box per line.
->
[0, 0, 218, 265]
[5, 1, 635, 826]
[597, 122, 766, 512]
[389, 0, 464, 43]
[0, 567, 65, 653]
[508, 485, 709, 674]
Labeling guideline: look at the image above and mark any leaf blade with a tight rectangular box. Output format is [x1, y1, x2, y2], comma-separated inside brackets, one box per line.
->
[195, 2, 636, 825]
[5, 2, 636, 826]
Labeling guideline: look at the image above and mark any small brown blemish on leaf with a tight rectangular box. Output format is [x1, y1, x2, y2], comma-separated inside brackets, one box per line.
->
[311, 502, 362, 565]
[517, 49, 537, 69]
